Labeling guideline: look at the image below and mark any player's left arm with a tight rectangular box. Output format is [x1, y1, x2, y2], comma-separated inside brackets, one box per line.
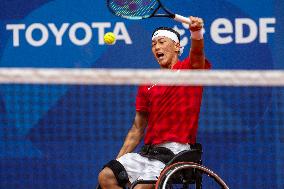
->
[189, 16, 205, 69]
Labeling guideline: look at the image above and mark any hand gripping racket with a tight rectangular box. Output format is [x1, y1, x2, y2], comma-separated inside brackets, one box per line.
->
[107, 0, 192, 24]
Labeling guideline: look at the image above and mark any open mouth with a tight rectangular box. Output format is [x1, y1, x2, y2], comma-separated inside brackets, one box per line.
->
[156, 52, 165, 60]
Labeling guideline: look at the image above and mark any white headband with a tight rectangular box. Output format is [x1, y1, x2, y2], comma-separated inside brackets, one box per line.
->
[152, 30, 179, 43]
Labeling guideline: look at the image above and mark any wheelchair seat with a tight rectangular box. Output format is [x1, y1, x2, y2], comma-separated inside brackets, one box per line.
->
[166, 143, 202, 165]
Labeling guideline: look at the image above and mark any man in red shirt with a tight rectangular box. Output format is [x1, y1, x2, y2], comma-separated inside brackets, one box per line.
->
[98, 16, 210, 189]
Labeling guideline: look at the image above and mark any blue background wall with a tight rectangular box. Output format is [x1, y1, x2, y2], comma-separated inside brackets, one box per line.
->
[0, 0, 283, 188]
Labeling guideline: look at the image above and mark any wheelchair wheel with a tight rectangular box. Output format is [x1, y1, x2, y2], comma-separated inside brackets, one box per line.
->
[155, 162, 229, 189]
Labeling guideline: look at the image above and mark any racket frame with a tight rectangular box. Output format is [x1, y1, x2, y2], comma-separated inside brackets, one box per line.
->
[107, 0, 192, 24]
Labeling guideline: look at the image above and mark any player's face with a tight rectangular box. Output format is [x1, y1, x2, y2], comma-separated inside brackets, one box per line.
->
[152, 37, 179, 68]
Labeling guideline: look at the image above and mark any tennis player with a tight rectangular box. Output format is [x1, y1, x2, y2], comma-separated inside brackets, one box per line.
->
[97, 16, 211, 189]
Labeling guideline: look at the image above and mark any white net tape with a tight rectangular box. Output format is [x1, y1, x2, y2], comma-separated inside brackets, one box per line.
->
[0, 68, 284, 86]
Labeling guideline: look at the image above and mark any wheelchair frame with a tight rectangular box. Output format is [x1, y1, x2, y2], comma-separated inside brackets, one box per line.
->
[129, 144, 229, 189]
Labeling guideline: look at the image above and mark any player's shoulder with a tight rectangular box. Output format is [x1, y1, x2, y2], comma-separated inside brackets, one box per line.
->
[137, 85, 150, 93]
[173, 56, 191, 69]
[175, 56, 212, 70]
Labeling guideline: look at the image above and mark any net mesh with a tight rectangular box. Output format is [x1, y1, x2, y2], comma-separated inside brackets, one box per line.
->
[0, 68, 283, 189]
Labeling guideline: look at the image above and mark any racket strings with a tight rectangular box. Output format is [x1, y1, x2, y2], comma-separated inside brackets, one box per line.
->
[108, 0, 159, 18]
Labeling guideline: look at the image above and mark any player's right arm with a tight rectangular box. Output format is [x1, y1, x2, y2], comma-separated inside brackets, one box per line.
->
[189, 16, 205, 69]
[116, 111, 148, 159]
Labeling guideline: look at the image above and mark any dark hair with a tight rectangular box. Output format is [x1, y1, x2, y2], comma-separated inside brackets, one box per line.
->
[151, 27, 180, 41]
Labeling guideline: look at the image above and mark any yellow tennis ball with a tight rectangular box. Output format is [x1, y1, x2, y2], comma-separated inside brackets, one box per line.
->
[104, 32, 116, 45]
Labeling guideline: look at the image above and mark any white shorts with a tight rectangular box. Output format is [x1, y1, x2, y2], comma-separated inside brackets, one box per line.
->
[117, 142, 191, 183]
[117, 153, 165, 183]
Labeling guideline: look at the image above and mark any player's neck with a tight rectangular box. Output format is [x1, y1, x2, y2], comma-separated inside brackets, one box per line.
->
[169, 56, 179, 69]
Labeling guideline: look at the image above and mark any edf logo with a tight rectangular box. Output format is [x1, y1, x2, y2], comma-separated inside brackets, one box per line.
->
[210, 18, 276, 44]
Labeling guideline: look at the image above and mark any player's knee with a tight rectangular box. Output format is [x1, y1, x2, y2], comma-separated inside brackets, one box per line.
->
[98, 167, 117, 186]
[98, 160, 129, 188]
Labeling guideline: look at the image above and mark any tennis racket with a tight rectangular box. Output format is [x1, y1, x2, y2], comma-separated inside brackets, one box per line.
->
[106, 0, 192, 24]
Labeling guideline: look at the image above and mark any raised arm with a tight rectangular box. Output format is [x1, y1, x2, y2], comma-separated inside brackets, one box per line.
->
[116, 111, 148, 159]
[189, 16, 205, 69]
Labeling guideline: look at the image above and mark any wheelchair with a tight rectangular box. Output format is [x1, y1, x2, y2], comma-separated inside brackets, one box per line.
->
[129, 143, 229, 189]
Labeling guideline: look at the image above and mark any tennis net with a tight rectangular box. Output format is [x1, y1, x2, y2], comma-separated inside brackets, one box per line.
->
[0, 68, 283, 189]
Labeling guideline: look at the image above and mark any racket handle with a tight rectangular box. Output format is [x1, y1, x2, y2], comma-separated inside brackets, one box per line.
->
[174, 14, 192, 24]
